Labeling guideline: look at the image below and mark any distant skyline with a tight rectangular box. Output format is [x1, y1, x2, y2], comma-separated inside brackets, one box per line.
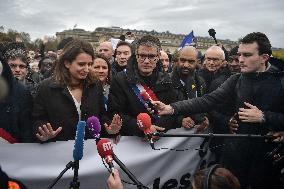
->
[0, 0, 283, 48]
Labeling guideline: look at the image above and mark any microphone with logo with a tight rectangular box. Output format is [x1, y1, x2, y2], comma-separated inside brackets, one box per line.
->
[140, 91, 158, 114]
[137, 113, 155, 149]
[86, 116, 101, 143]
[97, 138, 148, 189]
[47, 121, 86, 189]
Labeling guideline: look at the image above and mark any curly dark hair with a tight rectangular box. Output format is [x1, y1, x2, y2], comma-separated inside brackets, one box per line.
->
[240, 32, 272, 56]
[2, 42, 28, 65]
[136, 35, 161, 52]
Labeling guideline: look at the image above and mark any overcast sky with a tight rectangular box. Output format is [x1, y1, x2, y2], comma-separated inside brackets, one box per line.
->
[1, 0, 283, 48]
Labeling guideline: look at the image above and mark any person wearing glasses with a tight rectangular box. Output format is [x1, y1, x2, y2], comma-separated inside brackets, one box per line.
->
[198, 46, 234, 162]
[3, 42, 38, 97]
[199, 46, 231, 93]
[0, 47, 33, 143]
[107, 35, 179, 136]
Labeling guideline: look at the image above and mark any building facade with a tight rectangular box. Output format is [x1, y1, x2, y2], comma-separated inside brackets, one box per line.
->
[56, 27, 238, 53]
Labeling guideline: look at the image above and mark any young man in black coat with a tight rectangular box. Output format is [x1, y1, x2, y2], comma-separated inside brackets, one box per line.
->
[153, 32, 284, 189]
[108, 35, 179, 136]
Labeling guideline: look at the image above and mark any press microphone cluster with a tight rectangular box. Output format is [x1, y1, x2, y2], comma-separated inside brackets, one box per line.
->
[140, 91, 158, 114]
[87, 115, 147, 188]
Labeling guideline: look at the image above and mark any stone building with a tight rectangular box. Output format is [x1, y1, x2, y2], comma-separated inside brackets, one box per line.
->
[56, 27, 238, 53]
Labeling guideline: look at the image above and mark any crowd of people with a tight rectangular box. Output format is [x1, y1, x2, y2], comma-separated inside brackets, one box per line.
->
[0, 31, 283, 189]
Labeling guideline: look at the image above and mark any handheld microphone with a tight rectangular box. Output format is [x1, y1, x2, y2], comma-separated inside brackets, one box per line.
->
[137, 113, 154, 149]
[97, 138, 115, 173]
[140, 91, 158, 114]
[97, 138, 148, 188]
[86, 116, 101, 142]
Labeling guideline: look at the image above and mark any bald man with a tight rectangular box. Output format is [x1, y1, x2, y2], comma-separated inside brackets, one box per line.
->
[171, 46, 208, 131]
[98, 41, 114, 64]
[160, 50, 170, 73]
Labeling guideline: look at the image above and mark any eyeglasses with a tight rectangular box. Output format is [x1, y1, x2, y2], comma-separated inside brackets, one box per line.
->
[9, 64, 27, 69]
[179, 58, 196, 64]
[205, 57, 223, 63]
[136, 54, 158, 61]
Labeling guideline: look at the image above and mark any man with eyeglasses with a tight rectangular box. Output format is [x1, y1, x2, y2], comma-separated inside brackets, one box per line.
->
[171, 46, 208, 131]
[199, 46, 231, 93]
[0, 45, 33, 143]
[108, 35, 179, 136]
[3, 42, 38, 97]
[199, 46, 234, 162]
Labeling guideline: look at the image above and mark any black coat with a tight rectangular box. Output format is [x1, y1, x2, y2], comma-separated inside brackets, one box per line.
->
[32, 77, 108, 141]
[0, 58, 33, 142]
[198, 66, 231, 93]
[108, 56, 179, 136]
[171, 67, 207, 125]
[199, 66, 233, 134]
[171, 65, 284, 188]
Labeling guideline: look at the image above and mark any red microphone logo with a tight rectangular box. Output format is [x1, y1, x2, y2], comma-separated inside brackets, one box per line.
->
[137, 113, 152, 135]
[97, 138, 113, 164]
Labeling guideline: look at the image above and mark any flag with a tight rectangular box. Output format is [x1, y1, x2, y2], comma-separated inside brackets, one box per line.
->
[179, 30, 194, 49]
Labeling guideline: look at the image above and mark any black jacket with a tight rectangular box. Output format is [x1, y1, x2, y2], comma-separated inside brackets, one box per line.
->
[108, 56, 179, 136]
[0, 58, 33, 142]
[32, 77, 108, 141]
[199, 66, 233, 134]
[198, 66, 231, 93]
[172, 65, 284, 133]
[171, 67, 207, 125]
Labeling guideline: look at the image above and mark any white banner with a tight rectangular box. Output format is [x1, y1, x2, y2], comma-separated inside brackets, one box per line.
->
[0, 128, 211, 189]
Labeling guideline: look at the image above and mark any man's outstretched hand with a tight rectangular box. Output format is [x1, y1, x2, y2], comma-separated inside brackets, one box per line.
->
[151, 101, 174, 115]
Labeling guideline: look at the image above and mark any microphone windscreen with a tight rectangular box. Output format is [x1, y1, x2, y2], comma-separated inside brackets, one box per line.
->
[140, 91, 150, 101]
[87, 116, 101, 139]
[73, 121, 86, 161]
[137, 113, 152, 133]
[97, 138, 113, 158]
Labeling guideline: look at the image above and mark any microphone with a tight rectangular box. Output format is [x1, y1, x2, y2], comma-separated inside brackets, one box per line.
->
[97, 138, 115, 173]
[73, 121, 86, 161]
[47, 121, 86, 189]
[86, 116, 101, 142]
[137, 113, 154, 149]
[140, 91, 158, 114]
[71, 121, 86, 189]
[97, 138, 148, 189]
